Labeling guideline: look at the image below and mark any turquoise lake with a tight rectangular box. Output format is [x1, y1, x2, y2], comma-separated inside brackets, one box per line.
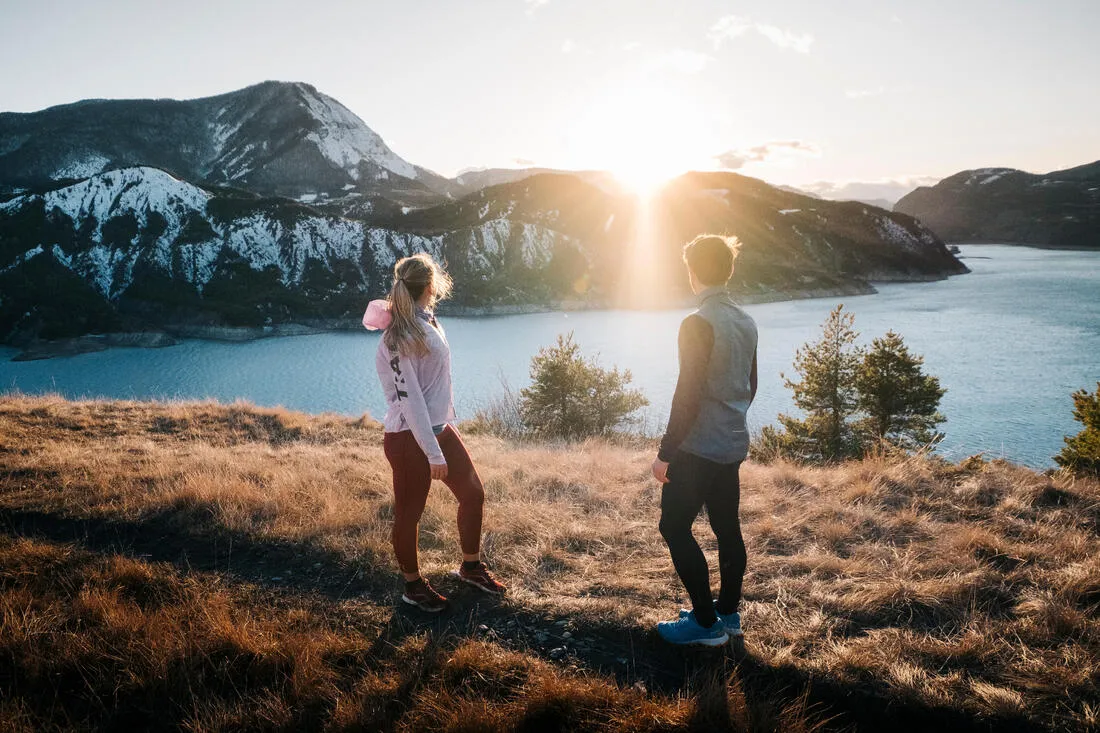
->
[2, 245, 1098, 468]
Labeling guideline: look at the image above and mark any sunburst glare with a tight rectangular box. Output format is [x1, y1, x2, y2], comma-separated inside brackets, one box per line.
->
[567, 81, 717, 194]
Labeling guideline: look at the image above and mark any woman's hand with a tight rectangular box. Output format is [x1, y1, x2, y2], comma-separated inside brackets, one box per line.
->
[430, 462, 449, 481]
[652, 458, 670, 484]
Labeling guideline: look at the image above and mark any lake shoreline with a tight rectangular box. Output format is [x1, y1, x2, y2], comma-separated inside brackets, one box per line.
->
[1, 245, 1093, 469]
[6, 278, 925, 362]
[946, 240, 1100, 251]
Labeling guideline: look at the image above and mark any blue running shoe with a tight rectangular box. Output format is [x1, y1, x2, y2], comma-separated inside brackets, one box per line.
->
[679, 603, 743, 638]
[721, 610, 743, 637]
[657, 611, 729, 646]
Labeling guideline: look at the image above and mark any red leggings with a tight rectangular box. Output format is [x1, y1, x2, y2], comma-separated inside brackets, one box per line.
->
[382, 426, 485, 574]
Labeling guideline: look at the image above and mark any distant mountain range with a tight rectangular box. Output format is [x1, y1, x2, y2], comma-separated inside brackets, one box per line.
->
[794, 178, 943, 209]
[0, 82, 967, 348]
[894, 161, 1100, 249]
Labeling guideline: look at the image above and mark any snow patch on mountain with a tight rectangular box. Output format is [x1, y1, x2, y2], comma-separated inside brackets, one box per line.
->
[295, 83, 418, 182]
[0, 245, 44, 275]
[41, 167, 211, 228]
[52, 242, 143, 298]
[211, 108, 242, 152]
[219, 215, 372, 287]
[463, 219, 562, 271]
[53, 154, 111, 180]
[2, 166, 576, 304]
[0, 168, 217, 297]
[874, 214, 923, 252]
[965, 168, 1015, 186]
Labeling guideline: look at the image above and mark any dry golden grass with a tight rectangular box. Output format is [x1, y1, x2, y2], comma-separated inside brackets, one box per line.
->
[1, 394, 1099, 731]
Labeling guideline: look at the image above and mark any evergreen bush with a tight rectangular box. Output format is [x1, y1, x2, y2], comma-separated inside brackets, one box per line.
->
[1055, 383, 1100, 476]
[519, 332, 648, 439]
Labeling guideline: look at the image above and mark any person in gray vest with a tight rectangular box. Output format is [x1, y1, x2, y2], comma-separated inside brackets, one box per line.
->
[652, 234, 758, 646]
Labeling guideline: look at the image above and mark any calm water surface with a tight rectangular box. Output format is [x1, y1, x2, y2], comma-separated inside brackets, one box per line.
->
[2, 245, 1097, 468]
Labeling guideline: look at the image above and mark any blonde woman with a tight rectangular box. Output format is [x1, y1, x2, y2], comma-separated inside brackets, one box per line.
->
[363, 253, 505, 611]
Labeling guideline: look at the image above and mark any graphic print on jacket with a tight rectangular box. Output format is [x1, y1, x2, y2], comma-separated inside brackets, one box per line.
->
[374, 308, 457, 466]
[390, 353, 408, 401]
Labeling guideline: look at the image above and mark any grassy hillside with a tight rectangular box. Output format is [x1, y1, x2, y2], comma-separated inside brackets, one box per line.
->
[1, 396, 1098, 732]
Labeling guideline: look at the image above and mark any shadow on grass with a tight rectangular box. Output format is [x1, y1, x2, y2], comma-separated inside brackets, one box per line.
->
[0, 505, 1034, 733]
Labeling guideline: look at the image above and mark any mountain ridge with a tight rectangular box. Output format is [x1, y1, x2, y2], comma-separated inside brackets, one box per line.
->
[0, 80, 447, 203]
[895, 161, 1100, 249]
[0, 82, 969, 351]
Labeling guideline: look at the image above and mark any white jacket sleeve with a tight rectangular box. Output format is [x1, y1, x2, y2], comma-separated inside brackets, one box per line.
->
[386, 348, 446, 465]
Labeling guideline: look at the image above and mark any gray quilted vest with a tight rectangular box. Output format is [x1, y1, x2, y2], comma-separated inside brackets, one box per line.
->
[679, 286, 759, 464]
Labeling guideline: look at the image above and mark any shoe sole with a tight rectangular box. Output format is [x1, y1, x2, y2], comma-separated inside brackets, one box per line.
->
[401, 594, 446, 613]
[451, 570, 506, 595]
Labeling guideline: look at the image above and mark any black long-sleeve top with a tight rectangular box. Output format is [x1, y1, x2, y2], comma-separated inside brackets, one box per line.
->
[658, 314, 714, 462]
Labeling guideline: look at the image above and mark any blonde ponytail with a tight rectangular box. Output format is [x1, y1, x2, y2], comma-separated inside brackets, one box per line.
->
[383, 253, 453, 357]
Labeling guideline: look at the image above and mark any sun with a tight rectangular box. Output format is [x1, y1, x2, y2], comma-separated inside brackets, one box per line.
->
[567, 82, 714, 195]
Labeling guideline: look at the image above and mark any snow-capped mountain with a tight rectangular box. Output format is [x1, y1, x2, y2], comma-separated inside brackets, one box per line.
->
[0, 81, 448, 202]
[0, 167, 583, 342]
[0, 164, 966, 345]
[0, 82, 968, 347]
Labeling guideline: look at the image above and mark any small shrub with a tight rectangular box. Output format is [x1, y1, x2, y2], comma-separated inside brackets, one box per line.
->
[465, 374, 525, 439]
[519, 332, 648, 440]
[749, 425, 794, 464]
[1055, 383, 1100, 477]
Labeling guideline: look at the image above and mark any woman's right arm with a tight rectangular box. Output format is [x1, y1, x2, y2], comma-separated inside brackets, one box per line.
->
[386, 348, 446, 469]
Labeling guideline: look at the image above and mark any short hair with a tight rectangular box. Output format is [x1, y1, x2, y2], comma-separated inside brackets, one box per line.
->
[682, 234, 741, 286]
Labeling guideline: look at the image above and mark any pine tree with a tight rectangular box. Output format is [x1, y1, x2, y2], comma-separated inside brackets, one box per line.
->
[855, 331, 946, 450]
[1054, 383, 1100, 477]
[777, 305, 863, 461]
[519, 332, 648, 439]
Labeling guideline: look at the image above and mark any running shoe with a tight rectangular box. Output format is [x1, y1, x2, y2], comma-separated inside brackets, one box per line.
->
[680, 603, 743, 637]
[720, 609, 743, 637]
[401, 578, 448, 612]
[452, 561, 507, 595]
[657, 610, 729, 647]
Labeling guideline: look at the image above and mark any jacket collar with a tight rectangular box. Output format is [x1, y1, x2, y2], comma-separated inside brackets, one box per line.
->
[696, 285, 729, 304]
[415, 305, 438, 327]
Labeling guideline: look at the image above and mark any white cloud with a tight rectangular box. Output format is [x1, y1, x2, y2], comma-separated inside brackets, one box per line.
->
[524, 0, 549, 14]
[513, 158, 536, 166]
[755, 23, 813, 54]
[709, 14, 752, 43]
[709, 15, 813, 54]
[561, 39, 576, 54]
[713, 140, 820, 170]
[648, 48, 711, 74]
[622, 41, 642, 51]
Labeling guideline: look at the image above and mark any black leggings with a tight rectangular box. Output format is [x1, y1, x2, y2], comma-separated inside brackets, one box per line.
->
[658, 452, 746, 627]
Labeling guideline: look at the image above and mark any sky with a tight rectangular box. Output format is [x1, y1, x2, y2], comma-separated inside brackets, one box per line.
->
[1, 0, 1097, 194]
